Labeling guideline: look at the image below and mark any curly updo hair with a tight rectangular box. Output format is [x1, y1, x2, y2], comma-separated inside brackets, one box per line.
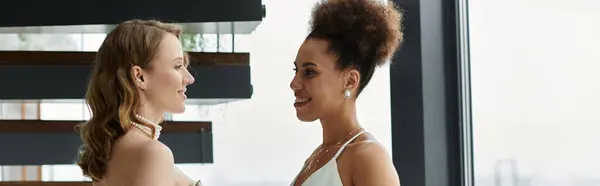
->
[308, 0, 403, 94]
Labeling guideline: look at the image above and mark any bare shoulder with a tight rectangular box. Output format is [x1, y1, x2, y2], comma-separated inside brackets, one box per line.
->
[114, 133, 174, 161]
[128, 140, 175, 170]
[135, 140, 174, 159]
[120, 140, 176, 186]
[345, 135, 401, 186]
[342, 133, 390, 159]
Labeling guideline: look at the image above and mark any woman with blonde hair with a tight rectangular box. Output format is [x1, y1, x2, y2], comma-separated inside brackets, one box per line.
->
[76, 19, 203, 186]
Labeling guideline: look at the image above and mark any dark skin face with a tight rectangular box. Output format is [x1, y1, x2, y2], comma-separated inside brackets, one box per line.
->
[290, 38, 360, 122]
[291, 39, 401, 186]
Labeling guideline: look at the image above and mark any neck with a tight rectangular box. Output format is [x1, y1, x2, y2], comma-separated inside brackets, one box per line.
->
[319, 102, 362, 145]
[136, 104, 164, 125]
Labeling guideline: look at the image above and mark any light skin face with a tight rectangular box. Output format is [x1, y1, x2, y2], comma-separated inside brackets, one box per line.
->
[109, 32, 195, 186]
[290, 38, 360, 122]
[132, 33, 195, 122]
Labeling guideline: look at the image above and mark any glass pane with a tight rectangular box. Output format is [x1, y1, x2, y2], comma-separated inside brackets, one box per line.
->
[217, 34, 233, 52]
[199, 34, 218, 52]
[40, 101, 90, 121]
[232, 34, 251, 53]
[0, 34, 24, 50]
[0, 34, 82, 51]
[41, 165, 88, 181]
[469, 0, 600, 185]
[81, 34, 106, 51]
[0, 33, 246, 53]
[0, 102, 25, 120]
[0, 33, 107, 51]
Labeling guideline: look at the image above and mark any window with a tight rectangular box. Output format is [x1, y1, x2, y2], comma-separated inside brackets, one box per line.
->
[0, 34, 82, 51]
[468, 0, 600, 185]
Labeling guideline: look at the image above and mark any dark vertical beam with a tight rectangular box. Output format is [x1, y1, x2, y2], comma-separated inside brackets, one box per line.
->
[390, 0, 467, 185]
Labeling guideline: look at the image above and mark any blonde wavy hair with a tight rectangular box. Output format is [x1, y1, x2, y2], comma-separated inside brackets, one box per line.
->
[75, 19, 185, 181]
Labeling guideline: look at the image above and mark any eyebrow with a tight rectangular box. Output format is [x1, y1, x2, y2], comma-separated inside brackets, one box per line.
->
[293, 61, 318, 67]
[174, 56, 189, 66]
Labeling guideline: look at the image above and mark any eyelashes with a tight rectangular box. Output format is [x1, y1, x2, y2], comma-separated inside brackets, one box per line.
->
[293, 68, 316, 76]
[304, 69, 316, 76]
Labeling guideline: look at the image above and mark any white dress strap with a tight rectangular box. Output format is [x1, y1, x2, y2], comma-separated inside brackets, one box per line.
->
[332, 130, 366, 159]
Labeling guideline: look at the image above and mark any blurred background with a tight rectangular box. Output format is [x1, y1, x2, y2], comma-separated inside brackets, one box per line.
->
[0, 0, 598, 186]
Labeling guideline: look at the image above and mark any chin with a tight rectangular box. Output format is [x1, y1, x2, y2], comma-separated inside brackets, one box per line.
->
[168, 105, 186, 114]
[296, 114, 318, 122]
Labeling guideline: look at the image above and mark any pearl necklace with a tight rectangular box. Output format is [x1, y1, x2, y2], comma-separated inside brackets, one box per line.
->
[130, 114, 162, 140]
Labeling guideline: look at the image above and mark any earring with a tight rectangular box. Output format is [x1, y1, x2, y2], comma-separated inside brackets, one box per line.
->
[136, 79, 145, 90]
[343, 88, 351, 99]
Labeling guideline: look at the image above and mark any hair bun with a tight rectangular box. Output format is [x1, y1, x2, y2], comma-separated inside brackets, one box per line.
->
[309, 0, 403, 66]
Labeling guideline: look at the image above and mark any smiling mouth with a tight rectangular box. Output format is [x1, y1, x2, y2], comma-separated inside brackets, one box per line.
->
[178, 89, 187, 99]
[294, 97, 312, 108]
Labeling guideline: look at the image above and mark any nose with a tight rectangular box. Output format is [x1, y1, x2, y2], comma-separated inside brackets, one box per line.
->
[184, 70, 195, 85]
[290, 75, 302, 91]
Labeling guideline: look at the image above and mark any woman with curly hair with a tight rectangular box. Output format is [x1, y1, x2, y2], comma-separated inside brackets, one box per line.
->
[75, 19, 203, 186]
[290, 0, 404, 185]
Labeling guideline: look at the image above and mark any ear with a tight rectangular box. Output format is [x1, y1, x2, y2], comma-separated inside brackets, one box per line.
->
[344, 69, 360, 92]
[131, 65, 146, 90]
